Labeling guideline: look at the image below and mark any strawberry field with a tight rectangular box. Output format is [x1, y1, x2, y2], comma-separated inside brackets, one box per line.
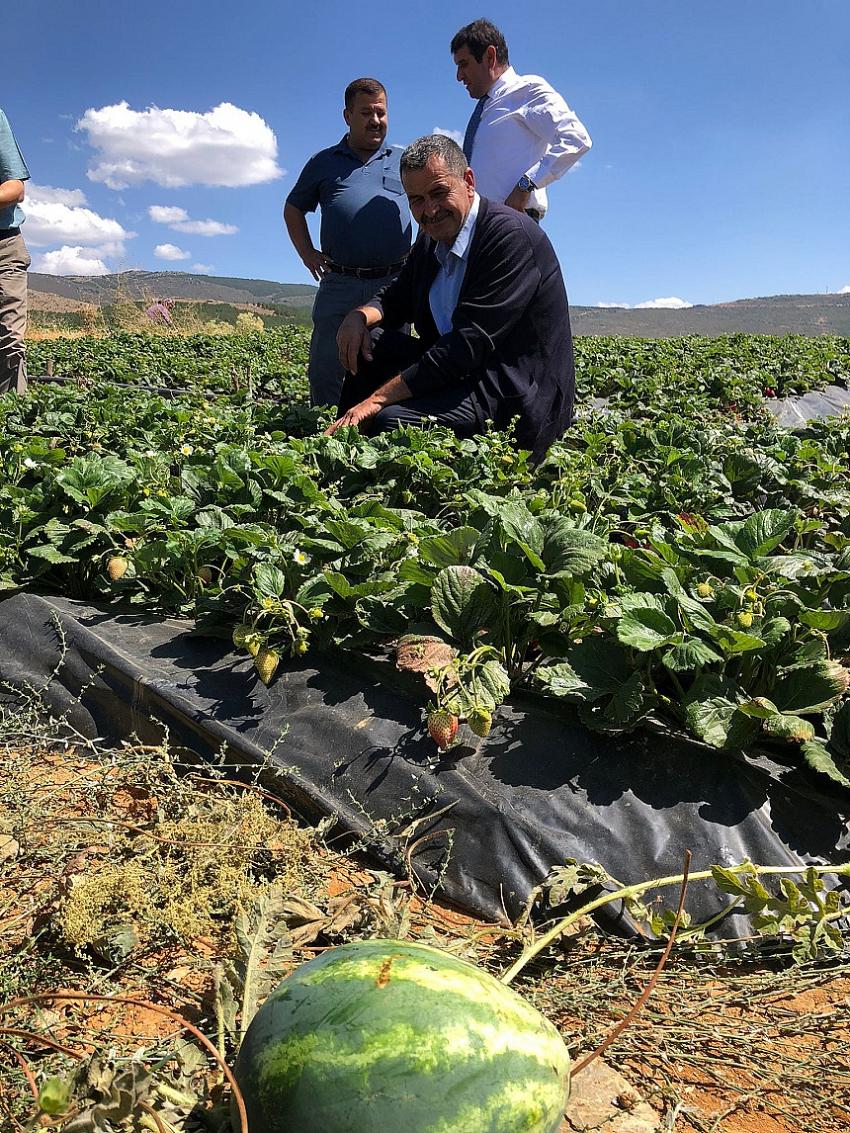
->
[5, 328, 850, 780]
[3, 327, 850, 1133]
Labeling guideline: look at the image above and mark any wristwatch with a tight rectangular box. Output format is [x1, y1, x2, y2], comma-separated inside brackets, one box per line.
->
[516, 174, 536, 193]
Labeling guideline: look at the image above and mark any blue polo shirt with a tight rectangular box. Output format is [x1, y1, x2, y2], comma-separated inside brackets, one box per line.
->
[0, 108, 30, 229]
[286, 137, 412, 269]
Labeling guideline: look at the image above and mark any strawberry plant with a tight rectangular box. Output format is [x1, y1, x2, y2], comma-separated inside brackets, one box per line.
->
[3, 331, 850, 779]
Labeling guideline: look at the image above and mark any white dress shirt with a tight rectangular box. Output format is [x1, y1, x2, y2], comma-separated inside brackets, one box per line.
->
[428, 193, 480, 335]
[468, 66, 591, 217]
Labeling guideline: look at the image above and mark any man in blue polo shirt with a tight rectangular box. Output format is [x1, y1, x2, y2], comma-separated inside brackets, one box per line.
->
[0, 107, 30, 396]
[284, 77, 412, 407]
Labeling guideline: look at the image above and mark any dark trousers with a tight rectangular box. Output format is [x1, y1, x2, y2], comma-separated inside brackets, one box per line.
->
[338, 328, 483, 438]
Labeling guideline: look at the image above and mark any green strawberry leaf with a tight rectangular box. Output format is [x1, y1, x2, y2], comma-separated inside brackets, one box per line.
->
[801, 742, 850, 789]
[430, 565, 499, 647]
[682, 674, 760, 749]
[617, 602, 678, 651]
[772, 660, 850, 714]
[663, 636, 724, 671]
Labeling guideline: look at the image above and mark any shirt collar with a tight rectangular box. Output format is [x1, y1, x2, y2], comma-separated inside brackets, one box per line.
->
[434, 192, 480, 266]
[334, 135, 390, 163]
[486, 66, 517, 99]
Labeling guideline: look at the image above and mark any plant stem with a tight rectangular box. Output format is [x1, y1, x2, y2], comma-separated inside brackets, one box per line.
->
[500, 862, 848, 986]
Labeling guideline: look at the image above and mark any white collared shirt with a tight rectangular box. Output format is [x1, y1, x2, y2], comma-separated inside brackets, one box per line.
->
[468, 66, 591, 216]
[428, 192, 480, 335]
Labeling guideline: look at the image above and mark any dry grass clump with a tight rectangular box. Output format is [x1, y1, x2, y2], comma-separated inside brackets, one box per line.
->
[58, 790, 312, 948]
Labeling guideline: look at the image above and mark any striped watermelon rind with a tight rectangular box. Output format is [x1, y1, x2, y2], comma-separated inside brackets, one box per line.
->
[232, 938, 571, 1132]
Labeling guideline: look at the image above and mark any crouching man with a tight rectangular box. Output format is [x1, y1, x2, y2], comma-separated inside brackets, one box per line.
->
[326, 133, 575, 462]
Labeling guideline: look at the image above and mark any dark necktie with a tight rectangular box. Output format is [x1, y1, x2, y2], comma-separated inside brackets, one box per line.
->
[462, 96, 488, 161]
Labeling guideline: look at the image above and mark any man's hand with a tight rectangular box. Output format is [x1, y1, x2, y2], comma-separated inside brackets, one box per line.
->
[324, 397, 381, 436]
[336, 310, 373, 375]
[302, 248, 331, 281]
[504, 185, 532, 212]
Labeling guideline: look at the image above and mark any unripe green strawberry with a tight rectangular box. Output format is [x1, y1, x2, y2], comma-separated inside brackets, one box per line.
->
[233, 626, 262, 657]
[696, 581, 713, 598]
[196, 565, 213, 586]
[232, 624, 252, 649]
[293, 638, 309, 656]
[468, 708, 493, 738]
[106, 556, 129, 582]
[737, 611, 754, 628]
[255, 647, 281, 685]
[427, 709, 459, 749]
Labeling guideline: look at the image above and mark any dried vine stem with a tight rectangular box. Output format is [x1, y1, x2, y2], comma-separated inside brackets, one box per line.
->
[0, 992, 247, 1133]
[572, 850, 691, 1078]
[500, 861, 847, 985]
[0, 1040, 39, 1101]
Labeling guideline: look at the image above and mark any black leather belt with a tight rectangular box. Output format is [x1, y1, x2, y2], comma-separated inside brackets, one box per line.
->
[326, 256, 408, 280]
[0, 227, 21, 238]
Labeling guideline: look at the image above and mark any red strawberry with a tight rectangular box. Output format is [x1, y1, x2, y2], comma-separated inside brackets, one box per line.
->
[427, 709, 459, 749]
[764, 387, 776, 398]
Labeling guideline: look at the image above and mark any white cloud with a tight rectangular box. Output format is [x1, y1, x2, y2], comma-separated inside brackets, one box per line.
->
[27, 184, 88, 206]
[192, 263, 214, 273]
[634, 296, 693, 309]
[78, 101, 284, 189]
[24, 184, 132, 257]
[839, 284, 850, 294]
[148, 204, 237, 236]
[33, 245, 110, 276]
[149, 205, 187, 224]
[433, 126, 464, 146]
[596, 302, 629, 309]
[154, 243, 191, 261]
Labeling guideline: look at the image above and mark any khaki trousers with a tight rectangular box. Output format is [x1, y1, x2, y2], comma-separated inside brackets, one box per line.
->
[0, 231, 29, 395]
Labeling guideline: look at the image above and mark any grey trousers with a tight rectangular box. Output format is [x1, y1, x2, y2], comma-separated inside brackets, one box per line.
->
[0, 231, 29, 395]
[308, 270, 400, 408]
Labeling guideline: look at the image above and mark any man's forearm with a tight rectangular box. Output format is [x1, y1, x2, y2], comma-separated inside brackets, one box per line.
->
[0, 179, 25, 208]
[283, 202, 316, 260]
[350, 304, 384, 331]
[364, 373, 411, 409]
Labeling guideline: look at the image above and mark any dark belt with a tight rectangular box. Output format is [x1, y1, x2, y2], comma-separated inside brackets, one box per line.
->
[326, 256, 407, 280]
[0, 227, 21, 239]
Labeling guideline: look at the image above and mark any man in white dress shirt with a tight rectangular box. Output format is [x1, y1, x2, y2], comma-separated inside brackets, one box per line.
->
[450, 18, 591, 222]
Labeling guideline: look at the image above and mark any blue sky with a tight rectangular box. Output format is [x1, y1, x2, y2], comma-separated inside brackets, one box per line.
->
[7, 1, 849, 307]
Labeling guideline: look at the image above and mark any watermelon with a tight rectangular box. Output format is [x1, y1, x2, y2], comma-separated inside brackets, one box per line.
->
[232, 938, 571, 1132]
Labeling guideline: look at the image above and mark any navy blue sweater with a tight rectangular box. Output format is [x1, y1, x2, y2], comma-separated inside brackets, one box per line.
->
[374, 197, 575, 460]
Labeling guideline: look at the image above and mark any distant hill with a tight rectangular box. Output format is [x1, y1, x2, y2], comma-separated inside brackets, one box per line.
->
[29, 270, 316, 310]
[28, 271, 850, 336]
[570, 293, 850, 337]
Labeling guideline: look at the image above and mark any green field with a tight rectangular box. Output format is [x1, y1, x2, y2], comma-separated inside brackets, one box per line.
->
[5, 327, 850, 783]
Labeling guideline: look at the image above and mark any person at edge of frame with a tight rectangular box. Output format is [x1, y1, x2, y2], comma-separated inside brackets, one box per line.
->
[283, 78, 412, 407]
[0, 106, 31, 396]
